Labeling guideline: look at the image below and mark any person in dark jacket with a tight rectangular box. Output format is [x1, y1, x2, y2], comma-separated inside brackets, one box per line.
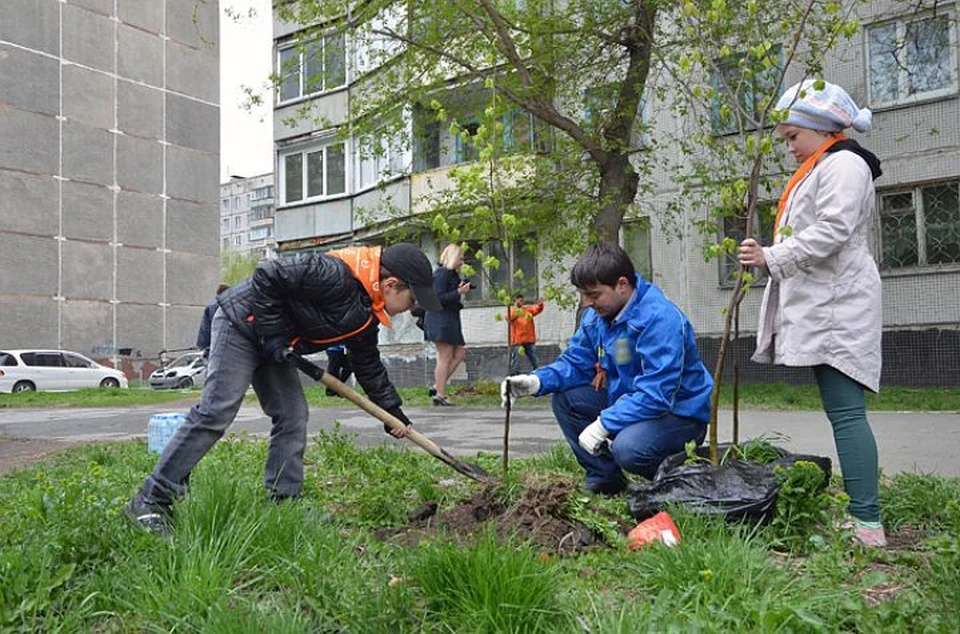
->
[125, 243, 441, 534]
[196, 284, 230, 358]
[424, 243, 471, 406]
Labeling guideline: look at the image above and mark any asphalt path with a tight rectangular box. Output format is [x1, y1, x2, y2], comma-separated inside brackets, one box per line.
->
[1, 400, 958, 476]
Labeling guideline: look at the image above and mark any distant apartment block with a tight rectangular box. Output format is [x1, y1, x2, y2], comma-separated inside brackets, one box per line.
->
[0, 0, 220, 376]
[220, 173, 277, 260]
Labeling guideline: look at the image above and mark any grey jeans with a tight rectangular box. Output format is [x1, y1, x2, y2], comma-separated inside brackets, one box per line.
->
[138, 309, 309, 508]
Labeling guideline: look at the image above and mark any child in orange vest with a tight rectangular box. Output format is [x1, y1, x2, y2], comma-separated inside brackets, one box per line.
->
[508, 294, 544, 374]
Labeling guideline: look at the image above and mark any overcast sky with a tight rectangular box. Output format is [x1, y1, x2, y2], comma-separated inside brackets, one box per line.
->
[219, 0, 273, 183]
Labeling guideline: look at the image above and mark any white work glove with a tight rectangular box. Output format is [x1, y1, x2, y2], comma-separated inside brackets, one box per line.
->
[578, 418, 610, 456]
[500, 374, 541, 408]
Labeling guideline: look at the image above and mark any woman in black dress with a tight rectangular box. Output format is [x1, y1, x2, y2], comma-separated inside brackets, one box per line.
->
[424, 244, 471, 406]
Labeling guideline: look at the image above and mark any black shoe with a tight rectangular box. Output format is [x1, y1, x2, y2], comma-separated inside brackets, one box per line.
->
[428, 387, 437, 398]
[431, 395, 455, 407]
[125, 494, 172, 536]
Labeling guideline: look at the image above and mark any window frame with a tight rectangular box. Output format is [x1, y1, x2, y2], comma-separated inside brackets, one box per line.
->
[878, 180, 960, 273]
[708, 45, 784, 136]
[276, 30, 348, 105]
[279, 141, 350, 205]
[865, 8, 959, 109]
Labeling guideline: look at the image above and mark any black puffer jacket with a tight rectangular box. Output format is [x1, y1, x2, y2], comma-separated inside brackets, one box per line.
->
[217, 253, 401, 411]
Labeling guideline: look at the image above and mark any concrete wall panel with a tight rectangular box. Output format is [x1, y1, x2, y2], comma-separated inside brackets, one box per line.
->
[166, 0, 218, 48]
[166, 304, 207, 351]
[166, 41, 218, 103]
[0, 171, 58, 235]
[118, 81, 163, 139]
[0, 109, 58, 174]
[0, 234, 58, 295]
[63, 64, 114, 130]
[115, 303, 164, 361]
[62, 240, 112, 301]
[166, 252, 219, 305]
[167, 94, 218, 153]
[116, 247, 162, 304]
[167, 198, 218, 256]
[275, 91, 349, 139]
[61, 299, 113, 354]
[117, 135, 163, 194]
[0, 0, 59, 55]
[62, 181, 113, 241]
[63, 121, 114, 184]
[118, 1, 163, 34]
[62, 4, 114, 73]
[117, 190, 163, 248]
[166, 146, 217, 203]
[70, 0, 113, 17]
[0, 297, 59, 348]
[118, 25, 163, 87]
[0, 44, 59, 115]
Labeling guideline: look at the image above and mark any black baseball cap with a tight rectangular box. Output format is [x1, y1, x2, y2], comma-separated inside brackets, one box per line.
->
[381, 243, 441, 312]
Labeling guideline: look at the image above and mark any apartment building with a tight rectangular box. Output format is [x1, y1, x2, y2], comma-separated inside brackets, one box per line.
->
[0, 0, 220, 377]
[220, 173, 277, 260]
[271, 1, 959, 387]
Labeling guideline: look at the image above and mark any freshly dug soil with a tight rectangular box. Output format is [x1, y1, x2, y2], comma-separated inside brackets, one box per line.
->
[376, 476, 611, 554]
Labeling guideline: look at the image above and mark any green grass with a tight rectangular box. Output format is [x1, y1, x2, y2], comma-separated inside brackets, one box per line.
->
[0, 386, 196, 409]
[1, 432, 958, 632]
[5, 380, 958, 411]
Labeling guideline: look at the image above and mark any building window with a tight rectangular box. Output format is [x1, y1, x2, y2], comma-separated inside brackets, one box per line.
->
[708, 46, 783, 135]
[234, 235, 242, 247]
[282, 142, 347, 204]
[234, 216, 242, 229]
[233, 196, 241, 210]
[454, 118, 481, 164]
[222, 237, 229, 250]
[502, 109, 552, 154]
[355, 129, 406, 190]
[461, 238, 538, 303]
[868, 10, 957, 107]
[719, 203, 775, 285]
[249, 226, 270, 242]
[879, 181, 960, 270]
[277, 32, 346, 103]
[221, 198, 230, 211]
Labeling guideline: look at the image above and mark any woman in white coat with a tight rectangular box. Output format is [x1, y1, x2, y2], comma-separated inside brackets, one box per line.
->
[739, 80, 885, 547]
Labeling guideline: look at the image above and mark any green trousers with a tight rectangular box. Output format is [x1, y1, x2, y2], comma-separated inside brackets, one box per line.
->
[814, 365, 881, 523]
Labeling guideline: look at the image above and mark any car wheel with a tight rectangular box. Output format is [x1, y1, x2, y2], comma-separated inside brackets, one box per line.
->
[12, 381, 36, 393]
[100, 377, 120, 389]
[177, 377, 193, 389]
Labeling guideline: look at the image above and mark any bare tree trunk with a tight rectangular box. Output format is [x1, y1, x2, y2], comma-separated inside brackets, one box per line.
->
[595, 154, 639, 242]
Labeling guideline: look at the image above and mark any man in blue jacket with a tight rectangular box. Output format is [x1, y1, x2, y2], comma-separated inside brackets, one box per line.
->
[501, 242, 713, 494]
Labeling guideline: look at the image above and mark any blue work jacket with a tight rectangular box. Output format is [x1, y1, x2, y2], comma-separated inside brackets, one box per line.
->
[534, 276, 714, 433]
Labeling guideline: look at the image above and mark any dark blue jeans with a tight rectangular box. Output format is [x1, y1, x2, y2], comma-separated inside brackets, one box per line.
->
[138, 310, 309, 508]
[552, 385, 707, 491]
[510, 343, 540, 374]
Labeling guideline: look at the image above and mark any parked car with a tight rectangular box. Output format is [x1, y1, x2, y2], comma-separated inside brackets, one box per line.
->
[0, 349, 129, 393]
[149, 352, 207, 390]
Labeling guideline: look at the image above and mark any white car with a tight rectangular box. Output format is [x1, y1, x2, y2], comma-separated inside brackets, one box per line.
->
[149, 352, 207, 390]
[0, 349, 129, 393]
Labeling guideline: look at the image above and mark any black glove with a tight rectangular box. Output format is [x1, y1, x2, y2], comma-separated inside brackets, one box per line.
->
[385, 406, 413, 435]
[260, 335, 289, 364]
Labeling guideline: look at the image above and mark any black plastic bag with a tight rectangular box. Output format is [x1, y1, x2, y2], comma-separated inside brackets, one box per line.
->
[627, 443, 832, 523]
